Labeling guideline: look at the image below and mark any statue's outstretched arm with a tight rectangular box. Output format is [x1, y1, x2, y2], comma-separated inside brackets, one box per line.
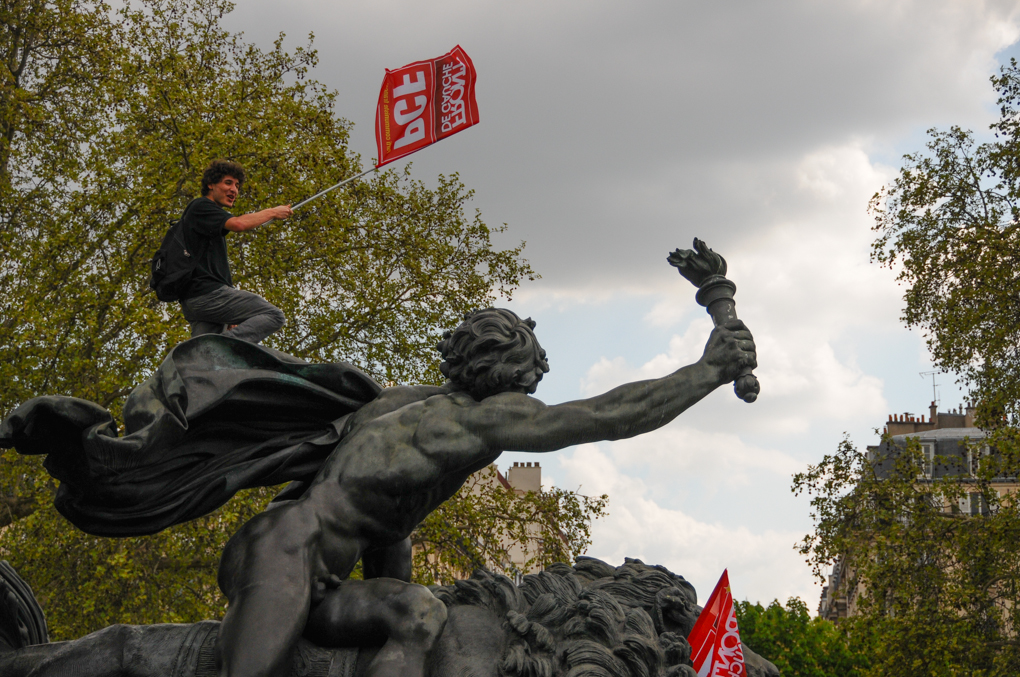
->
[459, 321, 756, 454]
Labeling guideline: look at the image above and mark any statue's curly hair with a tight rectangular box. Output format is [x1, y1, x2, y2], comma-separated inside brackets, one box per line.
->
[201, 159, 246, 196]
[437, 309, 550, 401]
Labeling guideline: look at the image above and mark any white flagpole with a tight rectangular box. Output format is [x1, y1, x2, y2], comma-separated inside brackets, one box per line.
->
[260, 165, 379, 226]
[291, 165, 378, 211]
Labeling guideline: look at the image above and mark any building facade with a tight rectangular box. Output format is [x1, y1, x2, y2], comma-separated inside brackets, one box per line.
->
[818, 401, 1017, 621]
[413, 461, 548, 583]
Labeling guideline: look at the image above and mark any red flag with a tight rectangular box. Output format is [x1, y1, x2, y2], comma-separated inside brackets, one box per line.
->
[375, 45, 479, 167]
[688, 570, 746, 677]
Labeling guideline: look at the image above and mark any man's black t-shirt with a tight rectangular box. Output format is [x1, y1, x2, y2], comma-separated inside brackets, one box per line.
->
[182, 197, 233, 299]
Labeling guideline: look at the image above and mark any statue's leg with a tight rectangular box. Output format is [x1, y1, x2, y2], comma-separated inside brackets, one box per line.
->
[216, 507, 321, 677]
[0, 623, 202, 677]
[362, 537, 412, 582]
[304, 578, 447, 677]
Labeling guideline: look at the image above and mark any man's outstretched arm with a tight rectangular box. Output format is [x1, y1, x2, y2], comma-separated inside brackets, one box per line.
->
[225, 204, 293, 231]
[459, 321, 756, 453]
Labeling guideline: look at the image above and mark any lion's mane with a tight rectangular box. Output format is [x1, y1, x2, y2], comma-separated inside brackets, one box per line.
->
[432, 557, 700, 677]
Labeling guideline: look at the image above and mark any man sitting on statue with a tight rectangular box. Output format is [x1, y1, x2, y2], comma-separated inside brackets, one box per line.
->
[178, 160, 294, 344]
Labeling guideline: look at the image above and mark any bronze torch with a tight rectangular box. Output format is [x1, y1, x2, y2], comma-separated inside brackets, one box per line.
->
[668, 238, 759, 403]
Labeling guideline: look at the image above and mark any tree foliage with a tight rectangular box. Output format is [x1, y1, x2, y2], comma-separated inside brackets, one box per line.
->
[0, 0, 602, 641]
[735, 597, 869, 677]
[870, 59, 1020, 427]
[0, 0, 533, 411]
[0, 487, 272, 636]
[864, 56, 1020, 674]
[793, 436, 1020, 676]
[412, 466, 609, 586]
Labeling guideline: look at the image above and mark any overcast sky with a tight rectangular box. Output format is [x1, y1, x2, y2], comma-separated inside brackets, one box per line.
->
[229, 0, 1020, 610]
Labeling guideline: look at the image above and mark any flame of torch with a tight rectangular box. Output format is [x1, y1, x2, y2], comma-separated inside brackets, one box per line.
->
[668, 238, 759, 403]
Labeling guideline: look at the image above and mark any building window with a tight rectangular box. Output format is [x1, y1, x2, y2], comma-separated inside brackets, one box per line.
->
[918, 442, 935, 479]
[957, 492, 987, 516]
[972, 492, 987, 516]
[968, 445, 990, 477]
[958, 493, 971, 515]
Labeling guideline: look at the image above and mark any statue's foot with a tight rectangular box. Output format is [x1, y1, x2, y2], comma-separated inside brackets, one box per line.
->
[0, 561, 47, 651]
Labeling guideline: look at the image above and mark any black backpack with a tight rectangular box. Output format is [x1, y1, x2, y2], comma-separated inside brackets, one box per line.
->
[149, 199, 205, 302]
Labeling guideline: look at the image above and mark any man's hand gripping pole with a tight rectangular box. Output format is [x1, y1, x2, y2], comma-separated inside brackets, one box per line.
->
[668, 238, 760, 403]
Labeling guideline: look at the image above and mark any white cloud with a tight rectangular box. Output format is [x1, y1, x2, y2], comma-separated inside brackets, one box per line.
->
[580, 291, 888, 440]
[558, 445, 819, 607]
[226, 1, 1020, 291]
[602, 429, 802, 488]
[580, 319, 714, 395]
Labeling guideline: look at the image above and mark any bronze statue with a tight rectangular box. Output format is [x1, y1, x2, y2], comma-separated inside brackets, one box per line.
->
[212, 305, 752, 677]
[0, 557, 780, 677]
[1, 244, 758, 677]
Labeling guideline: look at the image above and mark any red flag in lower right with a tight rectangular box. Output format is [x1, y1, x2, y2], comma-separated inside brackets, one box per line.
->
[687, 570, 746, 677]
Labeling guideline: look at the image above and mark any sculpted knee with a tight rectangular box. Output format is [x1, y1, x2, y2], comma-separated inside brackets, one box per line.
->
[218, 509, 313, 597]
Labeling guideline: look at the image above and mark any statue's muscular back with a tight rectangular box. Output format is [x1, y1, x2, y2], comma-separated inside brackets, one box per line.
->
[218, 384, 511, 597]
[307, 384, 504, 550]
[214, 382, 513, 677]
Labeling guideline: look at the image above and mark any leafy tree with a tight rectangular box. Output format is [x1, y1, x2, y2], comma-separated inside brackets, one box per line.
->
[0, 0, 532, 411]
[864, 55, 1020, 675]
[793, 436, 1020, 676]
[870, 59, 1020, 428]
[0, 489, 264, 634]
[0, 0, 611, 642]
[412, 466, 609, 586]
[735, 597, 869, 677]
[0, 0, 115, 183]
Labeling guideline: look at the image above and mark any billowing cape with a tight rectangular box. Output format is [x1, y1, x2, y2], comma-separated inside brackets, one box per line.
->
[0, 335, 382, 537]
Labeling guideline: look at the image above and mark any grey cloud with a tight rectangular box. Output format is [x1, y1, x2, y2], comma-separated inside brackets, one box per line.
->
[226, 0, 1019, 288]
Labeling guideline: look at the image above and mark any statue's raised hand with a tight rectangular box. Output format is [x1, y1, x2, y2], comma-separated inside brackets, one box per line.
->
[669, 239, 760, 402]
[702, 320, 757, 385]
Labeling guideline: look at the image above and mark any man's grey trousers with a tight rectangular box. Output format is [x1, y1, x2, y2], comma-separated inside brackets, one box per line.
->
[180, 285, 285, 344]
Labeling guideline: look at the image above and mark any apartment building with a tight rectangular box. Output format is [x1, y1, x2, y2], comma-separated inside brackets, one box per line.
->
[818, 401, 1017, 621]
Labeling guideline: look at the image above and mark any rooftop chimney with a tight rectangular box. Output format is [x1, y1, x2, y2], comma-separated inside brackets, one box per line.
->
[506, 461, 542, 495]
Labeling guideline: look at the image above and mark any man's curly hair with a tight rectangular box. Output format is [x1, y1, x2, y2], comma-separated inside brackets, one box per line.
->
[437, 308, 550, 401]
[201, 159, 246, 196]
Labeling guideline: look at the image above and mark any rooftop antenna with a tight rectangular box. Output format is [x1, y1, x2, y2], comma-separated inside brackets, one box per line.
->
[920, 370, 940, 407]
